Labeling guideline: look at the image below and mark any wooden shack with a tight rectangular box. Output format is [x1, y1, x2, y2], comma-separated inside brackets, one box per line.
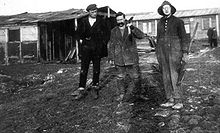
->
[0, 9, 88, 65]
[0, 6, 116, 65]
[126, 8, 220, 40]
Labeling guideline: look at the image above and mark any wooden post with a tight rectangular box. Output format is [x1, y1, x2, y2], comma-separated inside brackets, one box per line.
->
[136, 21, 139, 28]
[155, 20, 157, 36]
[45, 26, 48, 61]
[52, 29, 55, 60]
[209, 18, 212, 27]
[75, 18, 79, 62]
[189, 22, 199, 52]
[59, 32, 62, 60]
[216, 14, 219, 37]
[48, 41, 52, 61]
[19, 28, 23, 63]
[64, 34, 67, 58]
[107, 6, 110, 18]
[36, 26, 41, 62]
[5, 29, 9, 65]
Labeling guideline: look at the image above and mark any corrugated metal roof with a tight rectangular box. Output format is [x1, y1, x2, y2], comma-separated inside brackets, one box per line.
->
[0, 8, 87, 26]
[126, 8, 220, 21]
[1, 7, 218, 26]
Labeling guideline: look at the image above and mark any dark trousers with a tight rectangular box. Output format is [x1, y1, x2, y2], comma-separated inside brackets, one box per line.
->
[210, 39, 218, 48]
[213, 39, 218, 47]
[79, 46, 101, 88]
[116, 65, 141, 96]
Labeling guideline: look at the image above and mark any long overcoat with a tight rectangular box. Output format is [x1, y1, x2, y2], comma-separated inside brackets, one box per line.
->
[108, 26, 145, 66]
[207, 28, 213, 43]
[156, 1, 189, 99]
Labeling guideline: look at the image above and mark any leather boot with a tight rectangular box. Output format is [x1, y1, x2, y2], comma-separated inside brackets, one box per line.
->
[72, 87, 87, 100]
[91, 85, 100, 100]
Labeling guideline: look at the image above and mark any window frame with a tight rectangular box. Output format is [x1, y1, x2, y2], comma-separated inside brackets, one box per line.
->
[8, 28, 20, 42]
[202, 17, 212, 30]
[21, 26, 38, 41]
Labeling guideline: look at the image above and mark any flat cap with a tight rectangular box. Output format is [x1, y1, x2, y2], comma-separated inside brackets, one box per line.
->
[86, 4, 97, 11]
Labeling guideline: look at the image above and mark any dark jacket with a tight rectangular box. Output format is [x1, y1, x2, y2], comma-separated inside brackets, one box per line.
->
[207, 28, 213, 42]
[207, 28, 218, 40]
[108, 26, 145, 66]
[77, 16, 110, 58]
[156, 1, 189, 68]
[212, 29, 218, 39]
[157, 15, 189, 54]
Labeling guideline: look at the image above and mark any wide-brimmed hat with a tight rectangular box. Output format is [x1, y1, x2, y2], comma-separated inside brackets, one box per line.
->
[86, 4, 97, 11]
[157, 1, 176, 16]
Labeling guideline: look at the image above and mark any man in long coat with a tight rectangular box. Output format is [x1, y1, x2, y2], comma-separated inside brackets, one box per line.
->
[108, 12, 145, 102]
[73, 4, 110, 100]
[207, 27, 218, 48]
[156, 1, 189, 109]
[207, 27, 214, 48]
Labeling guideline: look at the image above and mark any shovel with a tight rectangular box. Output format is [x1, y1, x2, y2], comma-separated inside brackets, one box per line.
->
[177, 60, 186, 86]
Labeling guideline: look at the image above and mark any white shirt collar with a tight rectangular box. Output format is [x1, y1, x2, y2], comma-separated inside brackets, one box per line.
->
[89, 17, 96, 26]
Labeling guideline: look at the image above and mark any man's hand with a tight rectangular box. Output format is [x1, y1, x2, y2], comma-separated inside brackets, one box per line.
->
[109, 60, 114, 65]
[126, 23, 133, 35]
[126, 22, 132, 27]
[79, 39, 83, 44]
[107, 59, 114, 65]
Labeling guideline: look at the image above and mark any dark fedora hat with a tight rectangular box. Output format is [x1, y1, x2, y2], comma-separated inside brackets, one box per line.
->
[86, 4, 97, 11]
[157, 1, 176, 16]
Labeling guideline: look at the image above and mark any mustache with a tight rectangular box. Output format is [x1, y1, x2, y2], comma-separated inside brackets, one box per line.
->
[117, 22, 125, 27]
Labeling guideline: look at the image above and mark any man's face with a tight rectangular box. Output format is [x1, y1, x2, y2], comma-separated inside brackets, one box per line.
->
[116, 15, 125, 27]
[89, 9, 97, 18]
[162, 5, 171, 16]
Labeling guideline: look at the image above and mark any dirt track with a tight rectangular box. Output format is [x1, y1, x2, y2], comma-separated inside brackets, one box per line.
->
[1, 41, 220, 133]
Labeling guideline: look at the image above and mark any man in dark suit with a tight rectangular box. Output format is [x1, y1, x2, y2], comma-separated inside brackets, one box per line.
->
[72, 4, 109, 100]
[207, 27, 218, 48]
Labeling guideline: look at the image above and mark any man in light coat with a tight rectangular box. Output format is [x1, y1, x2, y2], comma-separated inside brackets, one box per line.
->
[108, 12, 145, 102]
[156, 1, 189, 109]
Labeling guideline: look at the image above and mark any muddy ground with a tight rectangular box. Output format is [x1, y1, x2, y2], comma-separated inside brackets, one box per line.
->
[0, 40, 220, 133]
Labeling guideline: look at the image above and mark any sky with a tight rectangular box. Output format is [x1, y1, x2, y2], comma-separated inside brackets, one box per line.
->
[0, 0, 220, 15]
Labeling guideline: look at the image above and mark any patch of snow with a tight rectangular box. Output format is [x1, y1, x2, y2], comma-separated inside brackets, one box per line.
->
[186, 68, 197, 71]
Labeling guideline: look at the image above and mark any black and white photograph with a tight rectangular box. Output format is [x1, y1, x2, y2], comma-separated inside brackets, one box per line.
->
[0, 0, 220, 132]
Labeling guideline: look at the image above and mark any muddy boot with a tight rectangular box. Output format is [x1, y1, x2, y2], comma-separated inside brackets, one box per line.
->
[160, 98, 174, 107]
[172, 98, 183, 109]
[72, 87, 87, 100]
[116, 78, 126, 102]
[133, 79, 149, 100]
[91, 85, 100, 100]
